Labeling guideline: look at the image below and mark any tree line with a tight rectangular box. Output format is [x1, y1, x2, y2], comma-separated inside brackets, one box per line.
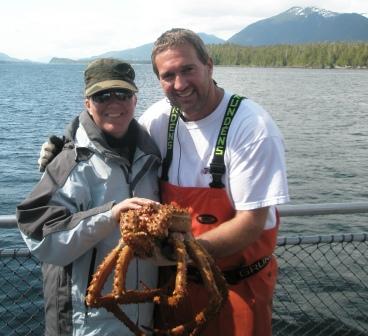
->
[207, 42, 368, 68]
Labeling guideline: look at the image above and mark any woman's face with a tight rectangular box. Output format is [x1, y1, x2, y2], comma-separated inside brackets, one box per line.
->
[85, 90, 137, 138]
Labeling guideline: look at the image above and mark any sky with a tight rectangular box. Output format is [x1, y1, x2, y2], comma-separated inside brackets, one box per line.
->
[1, 0, 368, 62]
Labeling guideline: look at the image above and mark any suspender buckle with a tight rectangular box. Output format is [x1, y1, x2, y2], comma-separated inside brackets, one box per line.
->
[209, 162, 226, 188]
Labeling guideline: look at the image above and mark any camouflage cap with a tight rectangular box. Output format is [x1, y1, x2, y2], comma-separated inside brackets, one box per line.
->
[84, 58, 138, 97]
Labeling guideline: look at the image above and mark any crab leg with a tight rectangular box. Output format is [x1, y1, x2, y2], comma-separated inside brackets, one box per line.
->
[103, 302, 145, 336]
[113, 244, 134, 298]
[152, 237, 227, 336]
[85, 242, 124, 307]
[171, 238, 227, 336]
[185, 239, 228, 335]
[154, 233, 188, 307]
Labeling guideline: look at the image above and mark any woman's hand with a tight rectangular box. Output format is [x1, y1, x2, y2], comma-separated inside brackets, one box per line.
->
[111, 198, 159, 223]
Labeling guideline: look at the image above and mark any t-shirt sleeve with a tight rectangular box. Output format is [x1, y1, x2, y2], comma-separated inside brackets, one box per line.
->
[227, 133, 289, 210]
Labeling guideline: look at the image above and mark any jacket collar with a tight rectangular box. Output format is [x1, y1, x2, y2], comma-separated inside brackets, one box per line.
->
[78, 110, 161, 164]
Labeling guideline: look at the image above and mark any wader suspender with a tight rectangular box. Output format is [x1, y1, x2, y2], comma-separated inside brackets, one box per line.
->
[210, 94, 244, 188]
[161, 94, 245, 187]
[161, 106, 180, 181]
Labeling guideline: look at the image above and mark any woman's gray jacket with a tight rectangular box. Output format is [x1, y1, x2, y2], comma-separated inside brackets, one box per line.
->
[16, 110, 161, 336]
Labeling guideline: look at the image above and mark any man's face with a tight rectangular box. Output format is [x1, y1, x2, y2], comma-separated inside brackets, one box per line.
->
[85, 90, 137, 138]
[154, 43, 214, 121]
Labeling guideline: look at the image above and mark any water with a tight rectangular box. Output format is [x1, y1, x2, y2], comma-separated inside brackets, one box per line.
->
[1, 63, 367, 248]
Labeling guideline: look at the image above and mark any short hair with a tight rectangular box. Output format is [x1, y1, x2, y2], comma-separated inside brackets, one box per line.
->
[151, 28, 210, 77]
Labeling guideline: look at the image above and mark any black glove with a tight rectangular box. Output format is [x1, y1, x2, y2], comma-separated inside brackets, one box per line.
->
[38, 135, 65, 172]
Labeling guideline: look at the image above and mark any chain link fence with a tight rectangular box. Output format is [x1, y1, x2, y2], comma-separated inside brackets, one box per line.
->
[273, 233, 368, 336]
[0, 249, 44, 335]
[0, 233, 367, 335]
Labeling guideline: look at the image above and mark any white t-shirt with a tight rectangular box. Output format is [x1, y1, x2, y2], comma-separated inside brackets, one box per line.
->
[139, 92, 289, 228]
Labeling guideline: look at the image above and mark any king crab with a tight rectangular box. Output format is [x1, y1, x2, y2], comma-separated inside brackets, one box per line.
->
[85, 203, 228, 335]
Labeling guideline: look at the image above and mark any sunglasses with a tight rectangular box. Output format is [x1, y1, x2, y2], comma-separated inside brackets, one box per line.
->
[91, 90, 134, 104]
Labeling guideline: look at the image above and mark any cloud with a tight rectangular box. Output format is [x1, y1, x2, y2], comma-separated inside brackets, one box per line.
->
[1, 0, 368, 61]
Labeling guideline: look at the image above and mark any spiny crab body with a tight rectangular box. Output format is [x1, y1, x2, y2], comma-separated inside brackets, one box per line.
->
[85, 203, 228, 335]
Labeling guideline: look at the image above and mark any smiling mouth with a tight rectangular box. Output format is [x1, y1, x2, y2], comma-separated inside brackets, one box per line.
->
[104, 112, 125, 118]
[176, 89, 194, 98]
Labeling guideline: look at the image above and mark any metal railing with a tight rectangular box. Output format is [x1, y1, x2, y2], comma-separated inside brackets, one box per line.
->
[2, 202, 368, 229]
[1, 202, 367, 335]
[0, 215, 17, 229]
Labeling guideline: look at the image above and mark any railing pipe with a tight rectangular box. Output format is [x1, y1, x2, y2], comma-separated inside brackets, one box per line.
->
[276, 232, 368, 246]
[1, 201, 368, 229]
[0, 215, 17, 228]
[278, 202, 368, 216]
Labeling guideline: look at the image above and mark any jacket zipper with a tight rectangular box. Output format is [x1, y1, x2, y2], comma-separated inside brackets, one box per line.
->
[84, 247, 97, 321]
[121, 155, 156, 327]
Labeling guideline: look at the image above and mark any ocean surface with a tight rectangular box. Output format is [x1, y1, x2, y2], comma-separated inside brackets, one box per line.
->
[0, 63, 367, 248]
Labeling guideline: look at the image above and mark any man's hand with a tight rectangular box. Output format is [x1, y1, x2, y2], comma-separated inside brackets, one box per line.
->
[196, 207, 269, 259]
[38, 135, 65, 172]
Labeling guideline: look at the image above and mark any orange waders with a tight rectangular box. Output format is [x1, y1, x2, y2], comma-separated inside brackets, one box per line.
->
[157, 95, 280, 336]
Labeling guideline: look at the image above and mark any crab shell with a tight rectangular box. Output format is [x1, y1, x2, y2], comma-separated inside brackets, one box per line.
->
[120, 203, 192, 258]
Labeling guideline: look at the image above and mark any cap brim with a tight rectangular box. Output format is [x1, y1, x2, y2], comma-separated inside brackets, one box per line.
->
[85, 79, 138, 96]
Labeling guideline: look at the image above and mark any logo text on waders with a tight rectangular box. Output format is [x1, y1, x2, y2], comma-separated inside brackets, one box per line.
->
[214, 97, 241, 156]
[167, 109, 179, 150]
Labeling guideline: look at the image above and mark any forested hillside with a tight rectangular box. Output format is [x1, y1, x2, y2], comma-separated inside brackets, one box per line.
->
[208, 42, 368, 68]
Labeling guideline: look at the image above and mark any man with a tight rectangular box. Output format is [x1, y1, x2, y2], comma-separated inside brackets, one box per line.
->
[38, 29, 289, 335]
[139, 28, 289, 336]
[17, 58, 162, 335]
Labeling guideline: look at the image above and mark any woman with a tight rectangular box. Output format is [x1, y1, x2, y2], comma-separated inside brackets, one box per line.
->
[17, 58, 161, 335]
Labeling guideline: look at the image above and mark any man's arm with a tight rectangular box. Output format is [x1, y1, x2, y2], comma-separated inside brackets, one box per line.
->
[38, 117, 80, 171]
[196, 207, 269, 259]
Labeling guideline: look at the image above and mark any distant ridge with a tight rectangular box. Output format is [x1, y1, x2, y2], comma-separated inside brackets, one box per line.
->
[95, 42, 154, 62]
[0, 52, 23, 62]
[227, 6, 368, 45]
[49, 57, 87, 64]
[78, 33, 225, 62]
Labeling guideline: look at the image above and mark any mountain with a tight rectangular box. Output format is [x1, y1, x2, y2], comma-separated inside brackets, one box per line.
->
[0, 52, 24, 62]
[227, 7, 368, 45]
[198, 32, 225, 44]
[83, 33, 225, 62]
[49, 57, 87, 64]
[95, 42, 154, 62]
[2, 32, 224, 64]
